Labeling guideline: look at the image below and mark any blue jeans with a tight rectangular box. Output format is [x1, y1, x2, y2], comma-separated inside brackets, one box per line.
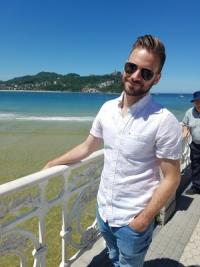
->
[96, 208, 154, 267]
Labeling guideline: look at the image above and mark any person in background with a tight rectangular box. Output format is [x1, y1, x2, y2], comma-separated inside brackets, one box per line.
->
[44, 34, 182, 267]
[183, 91, 200, 195]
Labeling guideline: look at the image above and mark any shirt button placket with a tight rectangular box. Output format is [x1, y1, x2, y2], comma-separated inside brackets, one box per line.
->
[106, 117, 123, 222]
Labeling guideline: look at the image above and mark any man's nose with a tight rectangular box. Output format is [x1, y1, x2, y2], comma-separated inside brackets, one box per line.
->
[130, 69, 142, 81]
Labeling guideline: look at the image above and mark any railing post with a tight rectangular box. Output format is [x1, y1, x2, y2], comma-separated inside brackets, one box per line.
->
[15, 251, 26, 267]
[59, 227, 71, 267]
[32, 245, 48, 267]
[59, 170, 71, 267]
[32, 181, 48, 267]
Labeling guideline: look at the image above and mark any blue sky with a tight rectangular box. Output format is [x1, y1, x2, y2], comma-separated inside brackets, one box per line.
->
[0, 0, 199, 93]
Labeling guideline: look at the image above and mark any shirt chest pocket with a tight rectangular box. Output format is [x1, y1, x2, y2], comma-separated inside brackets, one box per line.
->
[120, 133, 151, 158]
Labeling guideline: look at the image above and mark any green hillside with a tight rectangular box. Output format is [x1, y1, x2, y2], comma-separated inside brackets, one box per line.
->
[0, 71, 123, 93]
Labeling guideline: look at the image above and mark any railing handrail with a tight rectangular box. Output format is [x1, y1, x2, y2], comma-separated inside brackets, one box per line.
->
[0, 149, 104, 196]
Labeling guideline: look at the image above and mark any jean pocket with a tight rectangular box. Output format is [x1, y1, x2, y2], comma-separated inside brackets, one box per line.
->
[127, 220, 154, 235]
[127, 224, 146, 235]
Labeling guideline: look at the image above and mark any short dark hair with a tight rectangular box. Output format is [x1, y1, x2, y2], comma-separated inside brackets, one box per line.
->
[129, 34, 166, 72]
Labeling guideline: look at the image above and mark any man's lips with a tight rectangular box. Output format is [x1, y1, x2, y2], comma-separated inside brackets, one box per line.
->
[125, 77, 142, 85]
[126, 80, 143, 87]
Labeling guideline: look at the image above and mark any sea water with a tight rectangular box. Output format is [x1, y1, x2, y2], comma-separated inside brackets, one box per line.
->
[0, 91, 118, 121]
[0, 91, 193, 183]
[0, 91, 192, 121]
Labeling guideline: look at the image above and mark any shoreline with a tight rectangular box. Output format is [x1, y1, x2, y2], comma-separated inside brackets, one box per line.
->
[0, 89, 119, 95]
[0, 89, 192, 95]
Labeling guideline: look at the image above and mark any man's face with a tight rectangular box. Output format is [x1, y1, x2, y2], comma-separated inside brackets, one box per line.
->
[122, 48, 161, 97]
[194, 99, 200, 113]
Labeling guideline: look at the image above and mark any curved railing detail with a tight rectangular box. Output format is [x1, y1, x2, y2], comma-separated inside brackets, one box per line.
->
[0, 150, 104, 267]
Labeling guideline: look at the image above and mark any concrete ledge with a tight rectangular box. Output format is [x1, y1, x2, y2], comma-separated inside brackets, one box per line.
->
[176, 165, 191, 197]
[159, 196, 176, 225]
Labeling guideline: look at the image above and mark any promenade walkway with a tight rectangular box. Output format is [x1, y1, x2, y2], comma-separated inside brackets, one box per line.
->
[144, 190, 200, 267]
[73, 169, 200, 267]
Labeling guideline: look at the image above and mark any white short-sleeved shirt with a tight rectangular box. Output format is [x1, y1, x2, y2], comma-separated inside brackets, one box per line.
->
[90, 93, 182, 227]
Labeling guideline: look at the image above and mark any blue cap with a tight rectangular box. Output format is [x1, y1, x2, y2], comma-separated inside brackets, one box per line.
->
[191, 91, 200, 102]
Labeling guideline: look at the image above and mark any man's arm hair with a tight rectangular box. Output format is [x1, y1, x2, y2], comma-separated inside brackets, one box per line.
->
[43, 134, 102, 169]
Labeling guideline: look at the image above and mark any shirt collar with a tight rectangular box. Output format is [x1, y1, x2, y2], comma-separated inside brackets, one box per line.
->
[117, 92, 152, 114]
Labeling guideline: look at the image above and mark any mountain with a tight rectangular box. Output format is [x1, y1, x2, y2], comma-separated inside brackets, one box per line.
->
[0, 71, 122, 93]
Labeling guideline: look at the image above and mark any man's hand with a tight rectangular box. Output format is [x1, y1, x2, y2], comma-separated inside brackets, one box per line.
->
[128, 213, 150, 233]
[43, 161, 55, 170]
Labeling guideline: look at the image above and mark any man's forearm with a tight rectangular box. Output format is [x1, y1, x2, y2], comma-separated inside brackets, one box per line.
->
[129, 159, 180, 232]
[139, 175, 180, 226]
[44, 135, 102, 169]
[44, 143, 91, 168]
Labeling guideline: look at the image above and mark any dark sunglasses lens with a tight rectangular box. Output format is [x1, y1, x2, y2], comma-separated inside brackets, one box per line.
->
[124, 63, 137, 74]
[125, 62, 154, 81]
[141, 69, 154, 81]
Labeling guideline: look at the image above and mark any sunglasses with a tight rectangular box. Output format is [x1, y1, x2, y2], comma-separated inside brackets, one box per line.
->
[124, 62, 154, 81]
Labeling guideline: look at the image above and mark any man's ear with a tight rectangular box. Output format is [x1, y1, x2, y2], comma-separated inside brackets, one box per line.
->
[153, 73, 161, 85]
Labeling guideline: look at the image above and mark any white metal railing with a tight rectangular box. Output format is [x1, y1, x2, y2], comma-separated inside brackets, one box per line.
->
[0, 138, 191, 267]
[180, 136, 191, 172]
[0, 150, 104, 267]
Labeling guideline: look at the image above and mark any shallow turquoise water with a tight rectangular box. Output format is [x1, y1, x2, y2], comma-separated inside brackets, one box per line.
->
[0, 91, 193, 121]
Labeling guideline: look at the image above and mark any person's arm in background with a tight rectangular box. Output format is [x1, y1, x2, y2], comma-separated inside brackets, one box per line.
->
[182, 109, 190, 139]
[43, 134, 102, 169]
[182, 125, 190, 139]
[129, 158, 180, 232]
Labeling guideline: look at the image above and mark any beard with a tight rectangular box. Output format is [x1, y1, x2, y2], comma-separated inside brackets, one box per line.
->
[124, 84, 152, 96]
[122, 76, 154, 97]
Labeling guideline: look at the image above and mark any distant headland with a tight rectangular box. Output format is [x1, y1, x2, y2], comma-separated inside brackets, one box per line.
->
[0, 71, 122, 93]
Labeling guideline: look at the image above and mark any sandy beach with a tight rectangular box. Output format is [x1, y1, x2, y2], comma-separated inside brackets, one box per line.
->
[0, 120, 92, 184]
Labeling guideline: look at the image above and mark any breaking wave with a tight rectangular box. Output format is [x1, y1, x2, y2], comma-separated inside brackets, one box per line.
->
[0, 113, 94, 122]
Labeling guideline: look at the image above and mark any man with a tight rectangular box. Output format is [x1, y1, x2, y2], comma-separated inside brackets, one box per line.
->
[44, 35, 182, 267]
[183, 91, 200, 195]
